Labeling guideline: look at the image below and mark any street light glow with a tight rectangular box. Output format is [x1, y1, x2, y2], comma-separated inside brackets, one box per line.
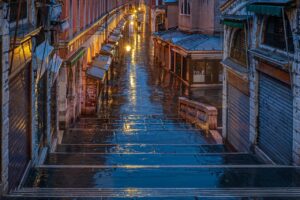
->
[125, 45, 132, 52]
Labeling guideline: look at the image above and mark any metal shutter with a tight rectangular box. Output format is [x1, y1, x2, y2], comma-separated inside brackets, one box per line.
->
[8, 66, 31, 190]
[258, 73, 293, 165]
[227, 84, 250, 152]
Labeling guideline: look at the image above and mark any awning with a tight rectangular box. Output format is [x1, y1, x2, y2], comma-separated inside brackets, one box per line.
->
[246, 0, 294, 16]
[112, 28, 122, 36]
[35, 40, 54, 78]
[222, 20, 245, 28]
[117, 19, 126, 29]
[249, 47, 290, 67]
[86, 66, 106, 81]
[93, 55, 112, 71]
[221, 15, 251, 28]
[101, 44, 115, 55]
[108, 35, 121, 44]
[49, 3, 62, 21]
[49, 53, 63, 83]
[246, 5, 283, 16]
[66, 47, 86, 66]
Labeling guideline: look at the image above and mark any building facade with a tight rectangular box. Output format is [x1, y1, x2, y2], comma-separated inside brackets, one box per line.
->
[221, 0, 300, 165]
[150, 0, 179, 32]
[153, 0, 225, 88]
[0, 0, 62, 193]
[0, 0, 131, 194]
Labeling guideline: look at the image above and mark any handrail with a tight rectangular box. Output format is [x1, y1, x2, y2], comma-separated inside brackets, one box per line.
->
[178, 97, 218, 133]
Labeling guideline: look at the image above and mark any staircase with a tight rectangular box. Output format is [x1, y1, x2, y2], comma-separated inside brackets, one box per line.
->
[8, 114, 300, 199]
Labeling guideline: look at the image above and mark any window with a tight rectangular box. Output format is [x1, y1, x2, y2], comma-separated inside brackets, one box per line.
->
[192, 60, 222, 84]
[176, 53, 182, 76]
[9, 0, 27, 22]
[263, 16, 294, 53]
[171, 51, 175, 71]
[230, 29, 247, 66]
[181, 0, 190, 15]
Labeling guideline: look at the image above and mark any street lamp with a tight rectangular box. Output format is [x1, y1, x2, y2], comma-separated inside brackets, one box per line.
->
[125, 45, 132, 52]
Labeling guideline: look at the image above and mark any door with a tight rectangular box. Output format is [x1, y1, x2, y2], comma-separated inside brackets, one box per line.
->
[258, 73, 293, 164]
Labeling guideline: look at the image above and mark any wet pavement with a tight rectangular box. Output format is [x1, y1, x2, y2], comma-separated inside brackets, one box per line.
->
[7, 13, 300, 200]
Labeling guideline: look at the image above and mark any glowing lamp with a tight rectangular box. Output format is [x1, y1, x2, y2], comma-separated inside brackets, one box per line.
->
[125, 45, 132, 52]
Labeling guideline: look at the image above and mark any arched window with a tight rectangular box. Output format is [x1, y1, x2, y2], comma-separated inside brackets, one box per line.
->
[230, 29, 247, 66]
[263, 16, 294, 53]
[187, 1, 190, 15]
[181, 0, 190, 15]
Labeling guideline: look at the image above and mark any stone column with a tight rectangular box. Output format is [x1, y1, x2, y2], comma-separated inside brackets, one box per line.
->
[292, 7, 300, 165]
[58, 64, 68, 130]
[221, 26, 231, 139]
[248, 16, 260, 147]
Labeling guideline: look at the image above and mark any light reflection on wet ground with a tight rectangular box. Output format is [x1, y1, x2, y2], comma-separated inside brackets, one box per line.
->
[11, 14, 300, 200]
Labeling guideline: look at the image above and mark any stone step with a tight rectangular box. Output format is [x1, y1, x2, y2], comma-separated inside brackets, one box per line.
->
[9, 187, 300, 198]
[73, 122, 193, 129]
[76, 118, 186, 125]
[56, 144, 232, 154]
[23, 167, 300, 189]
[45, 153, 261, 166]
[78, 115, 182, 121]
[61, 130, 215, 144]
[69, 123, 197, 131]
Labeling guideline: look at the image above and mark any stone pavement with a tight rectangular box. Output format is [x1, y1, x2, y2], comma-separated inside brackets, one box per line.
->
[6, 17, 300, 200]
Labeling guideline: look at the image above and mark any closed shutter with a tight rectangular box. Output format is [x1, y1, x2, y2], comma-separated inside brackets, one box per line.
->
[8, 65, 31, 190]
[258, 73, 293, 164]
[227, 84, 250, 152]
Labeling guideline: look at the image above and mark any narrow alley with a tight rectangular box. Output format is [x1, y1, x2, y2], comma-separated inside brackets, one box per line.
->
[7, 8, 300, 199]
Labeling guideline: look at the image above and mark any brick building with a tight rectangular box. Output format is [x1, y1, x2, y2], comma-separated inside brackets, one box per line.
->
[221, 0, 300, 165]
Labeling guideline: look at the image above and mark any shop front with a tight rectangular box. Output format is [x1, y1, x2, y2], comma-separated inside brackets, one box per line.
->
[257, 61, 293, 164]
[170, 47, 222, 87]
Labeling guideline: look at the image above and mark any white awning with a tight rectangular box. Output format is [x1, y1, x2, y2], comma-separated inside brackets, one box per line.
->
[101, 44, 115, 55]
[59, 20, 70, 32]
[113, 28, 122, 36]
[93, 55, 112, 71]
[49, 53, 63, 83]
[108, 35, 121, 44]
[35, 40, 54, 79]
[49, 4, 62, 21]
[86, 66, 106, 81]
